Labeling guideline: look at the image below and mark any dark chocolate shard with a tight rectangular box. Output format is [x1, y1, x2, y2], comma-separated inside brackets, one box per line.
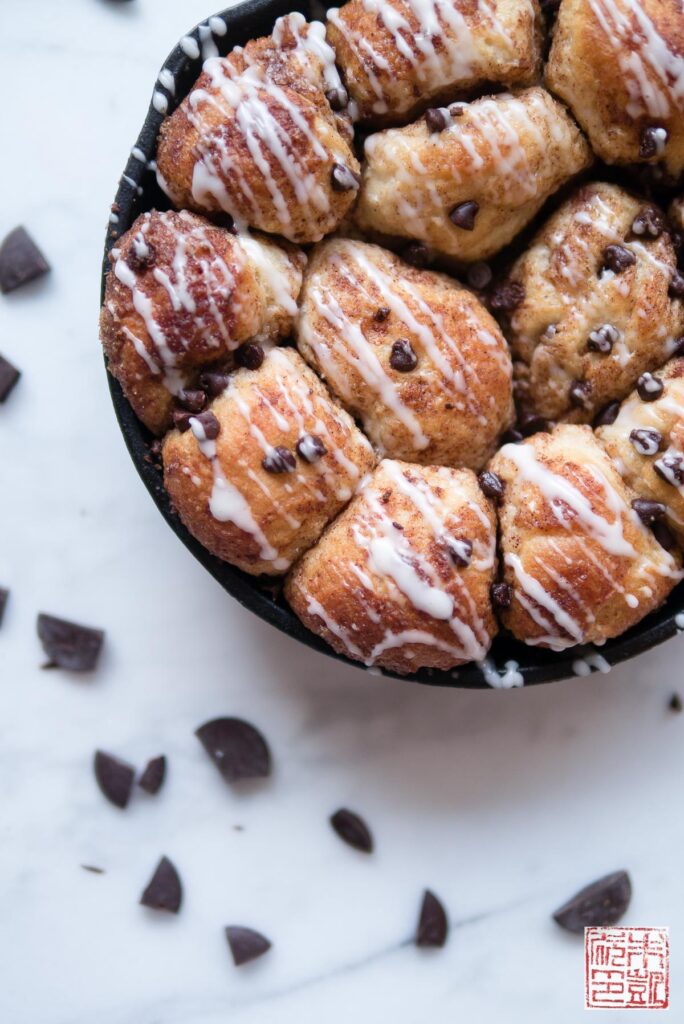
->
[552, 870, 632, 933]
[416, 889, 449, 948]
[0, 355, 21, 403]
[0, 587, 8, 628]
[38, 613, 104, 671]
[94, 750, 135, 809]
[138, 755, 166, 795]
[330, 808, 374, 853]
[195, 717, 272, 783]
[225, 925, 272, 966]
[81, 864, 105, 874]
[140, 856, 182, 913]
[0, 226, 50, 293]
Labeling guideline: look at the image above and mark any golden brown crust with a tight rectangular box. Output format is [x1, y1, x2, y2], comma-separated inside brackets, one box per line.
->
[285, 460, 498, 673]
[598, 356, 684, 543]
[296, 238, 514, 468]
[156, 15, 360, 243]
[489, 424, 682, 649]
[100, 210, 304, 434]
[546, 0, 684, 177]
[505, 182, 684, 423]
[353, 87, 593, 263]
[162, 348, 376, 575]
[327, 0, 543, 125]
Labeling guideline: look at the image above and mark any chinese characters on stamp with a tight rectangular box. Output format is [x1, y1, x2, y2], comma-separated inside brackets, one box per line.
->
[585, 927, 669, 1010]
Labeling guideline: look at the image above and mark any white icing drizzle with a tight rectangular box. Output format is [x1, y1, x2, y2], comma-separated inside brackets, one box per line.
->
[180, 35, 201, 60]
[572, 652, 611, 676]
[479, 658, 524, 688]
[676, 612, 684, 631]
[152, 91, 169, 114]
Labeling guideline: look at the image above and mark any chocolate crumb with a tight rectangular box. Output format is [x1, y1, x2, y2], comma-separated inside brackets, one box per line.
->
[416, 889, 448, 948]
[330, 808, 374, 853]
[195, 717, 271, 783]
[126, 243, 156, 273]
[225, 926, 272, 966]
[553, 870, 632, 934]
[94, 750, 135, 809]
[138, 755, 166, 795]
[38, 613, 104, 671]
[374, 306, 390, 322]
[140, 856, 182, 913]
[81, 865, 105, 874]
[491, 582, 512, 608]
[0, 226, 50, 293]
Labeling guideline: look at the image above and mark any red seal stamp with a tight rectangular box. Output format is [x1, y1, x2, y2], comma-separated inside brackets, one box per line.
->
[585, 927, 669, 1010]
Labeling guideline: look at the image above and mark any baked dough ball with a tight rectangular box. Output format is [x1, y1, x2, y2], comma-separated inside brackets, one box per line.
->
[505, 182, 684, 424]
[326, 0, 542, 125]
[100, 210, 304, 434]
[489, 424, 682, 650]
[546, 0, 684, 179]
[162, 348, 375, 575]
[296, 238, 514, 468]
[156, 14, 360, 243]
[354, 87, 592, 263]
[285, 459, 498, 673]
[597, 356, 684, 545]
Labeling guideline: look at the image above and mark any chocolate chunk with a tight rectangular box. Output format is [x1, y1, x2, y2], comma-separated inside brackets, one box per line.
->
[177, 388, 206, 413]
[425, 107, 448, 133]
[478, 470, 505, 504]
[389, 338, 418, 372]
[94, 750, 135, 809]
[0, 226, 50, 293]
[331, 162, 361, 192]
[38, 613, 104, 671]
[587, 324, 619, 354]
[0, 587, 8, 628]
[447, 538, 473, 568]
[569, 379, 592, 409]
[669, 693, 683, 713]
[631, 206, 664, 238]
[489, 281, 524, 312]
[552, 870, 632, 934]
[195, 717, 272, 783]
[234, 342, 264, 371]
[632, 499, 666, 525]
[594, 401, 620, 428]
[602, 244, 636, 274]
[296, 434, 327, 463]
[0, 354, 21, 403]
[330, 808, 374, 853]
[213, 212, 236, 233]
[629, 428, 663, 456]
[402, 242, 430, 268]
[172, 409, 193, 433]
[449, 200, 479, 231]
[192, 410, 220, 440]
[501, 428, 524, 444]
[652, 519, 676, 551]
[466, 262, 492, 290]
[518, 411, 548, 437]
[639, 125, 668, 159]
[449, 104, 465, 117]
[198, 371, 231, 398]
[374, 306, 390, 323]
[225, 926, 272, 966]
[140, 856, 182, 913]
[491, 582, 512, 608]
[262, 446, 296, 473]
[138, 755, 166, 795]
[325, 86, 348, 111]
[126, 242, 156, 272]
[637, 372, 664, 401]
[669, 271, 684, 298]
[655, 452, 684, 485]
[416, 889, 448, 948]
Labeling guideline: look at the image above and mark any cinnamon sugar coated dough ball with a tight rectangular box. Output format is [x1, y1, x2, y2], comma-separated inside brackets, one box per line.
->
[155, 14, 361, 243]
[326, 0, 542, 125]
[597, 357, 684, 545]
[296, 238, 514, 468]
[285, 460, 498, 673]
[546, 0, 684, 179]
[505, 183, 684, 424]
[489, 425, 682, 651]
[162, 348, 375, 576]
[353, 87, 592, 263]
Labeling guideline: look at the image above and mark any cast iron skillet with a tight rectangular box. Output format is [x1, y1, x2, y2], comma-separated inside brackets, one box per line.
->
[101, 0, 684, 688]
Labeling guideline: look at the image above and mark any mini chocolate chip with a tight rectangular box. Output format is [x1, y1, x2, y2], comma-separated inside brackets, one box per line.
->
[380, 489, 392, 504]
[491, 582, 512, 608]
[198, 371, 231, 398]
[126, 242, 156, 272]
[213, 212, 236, 233]
[331, 162, 361, 192]
[602, 244, 636, 274]
[402, 242, 430, 268]
[0, 587, 8, 628]
[569, 380, 592, 409]
[652, 519, 676, 551]
[195, 717, 272, 783]
[669, 271, 684, 298]
[449, 200, 479, 231]
[0, 226, 50, 293]
[553, 870, 631, 934]
[629, 428, 663, 456]
[636, 372, 664, 401]
[466, 261, 492, 290]
[501, 428, 524, 444]
[374, 306, 390, 322]
[94, 750, 135, 809]
[425, 107, 448, 133]
[0, 354, 21, 403]
[655, 453, 684, 485]
[489, 281, 525, 312]
[518, 411, 548, 436]
[587, 324, 619, 354]
[330, 808, 373, 853]
[392, 521, 404, 530]
[389, 338, 418, 372]
[478, 470, 505, 503]
[140, 856, 182, 913]
[138, 755, 166, 795]
[262, 446, 296, 473]
[631, 206, 664, 238]
[296, 434, 327, 463]
[177, 388, 206, 413]
[449, 104, 465, 117]
[38, 613, 104, 671]
[416, 889, 448, 948]
[172, 409, 193, 432]
[639, 125, 668, 159]
[234, 342, 264, 370]
[669, 693, 683, 713]
[594, 401, 620, 427]
[447, 538, 473, 568]
[225, 926, 272, 966]
[192, 410, 220, 440]
[632, 498, 667, 524]
[325, 86, 348, 111]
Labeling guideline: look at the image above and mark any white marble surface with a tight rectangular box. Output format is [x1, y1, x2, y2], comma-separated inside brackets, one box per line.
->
[1, 2, 683, 1021]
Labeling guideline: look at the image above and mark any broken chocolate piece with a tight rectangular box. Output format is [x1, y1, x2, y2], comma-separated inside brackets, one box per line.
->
[449, 200, 479, 231]
[0, 587, 8, 628]
[416, 889, 448, 948]
[195, 717, 271, 783]
[138, 755, 166, 795]
[225, 925, 272, 966]
[94, 750, 135, 809]
[140, 856, 182, 913]
[330, 808, 374, 853]
[37, 613, 104, 671]
[0, 355, 21, 403]
[552, 870, 632, 934]
[0, 226, 50, 293]
[478, 470, 505, 504]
